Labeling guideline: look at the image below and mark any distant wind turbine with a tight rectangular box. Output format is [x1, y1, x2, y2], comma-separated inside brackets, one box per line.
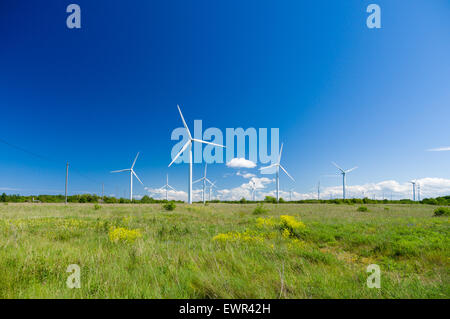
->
[410, 180, 417, 201]
[317, 181, 320, 200]
[260, 143, 295, 203]
[111, 152, 144, 201]
[331, 162, 358, 200]
[250, 181, 256, 201]
[160, 174, 176, 201]
[208, 180, 217, 201]
[193, 163, 215, 204]
[168, 105, 225, 204]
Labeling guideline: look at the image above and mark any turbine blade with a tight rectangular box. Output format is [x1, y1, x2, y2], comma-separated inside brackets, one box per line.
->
[331, 162, 345, 173]
[280, 165, 295, 182]
[168, 185, 176, 191]
[177, 104, 192, 139]
[193, 177, 204, 184]
[192, 138, 225, 148]
[259, 163, 278, 171]
[132, 170, 144, 185]
[278, 143, 284, 164]
[131, 152, 140, 169]
[345, 166, 358, 173]
[110, 169, 130, 173]
[168, 140, 191, 167]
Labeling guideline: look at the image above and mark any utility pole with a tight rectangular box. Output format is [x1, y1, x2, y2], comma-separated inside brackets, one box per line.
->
[65, 162, 69, 204]
[102, 183, 104, 201]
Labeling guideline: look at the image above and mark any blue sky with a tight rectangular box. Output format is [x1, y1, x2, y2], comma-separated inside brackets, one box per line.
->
[0, 0, 449, 200]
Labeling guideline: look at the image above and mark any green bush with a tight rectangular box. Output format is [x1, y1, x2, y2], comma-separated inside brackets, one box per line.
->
[357, 206, 369, 212]
[163, 201, 176, 211]
[94, 204, 101, 210]
[433, 207, 450, 217]
[253, 203, 268, 215]
[264, 196, 277, 203]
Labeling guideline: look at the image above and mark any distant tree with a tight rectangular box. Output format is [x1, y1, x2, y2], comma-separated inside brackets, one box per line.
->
[239, 197, 247, 204]
[1, 193, 7, 202]
[264, 196, 277, 203]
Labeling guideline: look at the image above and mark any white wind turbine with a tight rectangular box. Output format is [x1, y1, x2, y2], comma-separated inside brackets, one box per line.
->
[250, 180, 256, 201]
[208, 180, 217, 201]
[260, 143, 295, 203]
[410, 180, 417, 201]
[160, 174, 176, 201]
[332, 162, 358, 200]
[111, 152, 144, 201]
[168, 105, 225, 204]
[193, 164, 215, 204]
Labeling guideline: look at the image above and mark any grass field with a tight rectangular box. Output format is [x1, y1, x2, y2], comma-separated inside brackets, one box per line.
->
[0, 203, 448, 299]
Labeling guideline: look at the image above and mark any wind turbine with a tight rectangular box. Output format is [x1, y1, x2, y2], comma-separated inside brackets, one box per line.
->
[208, 180, 217, 201]
[289, 188, 294, 201]
[160, 174, 176, 201]
[193, 163, 215, 204]
[168, 105, 225, 204]
[260, 143, 295, 203]
[111, 152, 144, 201]
[410, 180, 416, 201]
[250, 181, 256, 201]
[317, 181, 321, 200]
[331, 162, 358, 200]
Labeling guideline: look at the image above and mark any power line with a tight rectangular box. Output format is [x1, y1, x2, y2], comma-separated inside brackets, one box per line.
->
[0, 137, 101, 188]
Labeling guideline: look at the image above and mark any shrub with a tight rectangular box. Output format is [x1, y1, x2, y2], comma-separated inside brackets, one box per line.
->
[163, 201, 176, 211]
[264, 196, 277, 203]
[253, 203, 268, 215]
[94, 204, 101, 210]
[108, 226, 142, 243]
[357, 206, 369, 212]
[433, 207, 450, 217]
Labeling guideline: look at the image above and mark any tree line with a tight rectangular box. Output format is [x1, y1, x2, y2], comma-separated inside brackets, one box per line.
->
[1, 193, 449, 205]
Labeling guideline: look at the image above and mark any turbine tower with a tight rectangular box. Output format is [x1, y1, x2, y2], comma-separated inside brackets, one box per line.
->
[111, 152, 144, 201]
[332, 162, 358, 200]
[410, 180, 416, 201]
[317, 181, 320, 200]
[160, 174, 176, 201]
[193, 164, 215, 204]
[208, 180, 217, 201]
[289, 188, 294, 201]
[250, 181, 256, 201]
[260, 143, 295, 203]
[168, 105, 225, 204]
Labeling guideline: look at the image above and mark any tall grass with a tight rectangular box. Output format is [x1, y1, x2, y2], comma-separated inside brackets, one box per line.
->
[0, 203, 448, 298]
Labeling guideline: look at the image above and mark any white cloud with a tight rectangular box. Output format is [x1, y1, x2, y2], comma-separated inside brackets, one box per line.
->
[296, 177, 450, 200]
[427, 147, 450, 152]
[226, 158, 257, 169]
[144, 177, 450, 202]
[217, 177, 450, 201]
[237, 171, 256, 179]
[216, 177, 274, 201]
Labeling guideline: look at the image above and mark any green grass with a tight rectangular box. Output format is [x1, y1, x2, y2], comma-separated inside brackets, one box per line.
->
[0, 203, 448, 299]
